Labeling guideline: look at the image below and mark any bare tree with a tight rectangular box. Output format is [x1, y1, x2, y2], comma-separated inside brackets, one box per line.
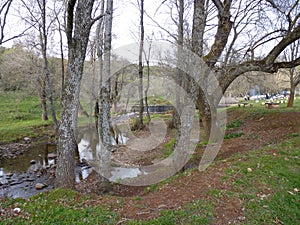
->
[0, 0, 13, 45]
[18, 0, 59, 126]
[282, 40, 300, 107]
[55, 0, 104, 189]
[191, 0, 300, 138]
[97, 0, 113, 192]
[53, 0, 66, 102]
[0, 44, 40, 91]
[137, 0, 145, 129]
[37, 0, 59, 130]
[0, 0, 30, 45]
[143, 34, 153, 124]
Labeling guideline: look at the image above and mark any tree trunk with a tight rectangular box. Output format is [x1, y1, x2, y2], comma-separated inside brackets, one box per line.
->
[39, 77, 48, 121]
[191, 0, 211, 138]
[144, 60, 151, 123]
[287, 85, 296, 107]
[56, 0, 98, 189]
[97, 0, 113, 193]
[138, 0, 145, 129]
[171, 0, 184, 130]
[39, 0, 58, 132]
[56, 90, 77, 189]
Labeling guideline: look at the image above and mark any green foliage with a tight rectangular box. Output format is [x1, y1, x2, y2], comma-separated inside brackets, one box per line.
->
[224, 131, 244, 139]
[162, 138, 175, 158]
[146, 96, 172, 106]
[226, 118, 244, 130]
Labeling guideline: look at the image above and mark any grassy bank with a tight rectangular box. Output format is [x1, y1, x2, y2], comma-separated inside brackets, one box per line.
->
[0, 92, 56, 143]
[1, 133, 299, 224]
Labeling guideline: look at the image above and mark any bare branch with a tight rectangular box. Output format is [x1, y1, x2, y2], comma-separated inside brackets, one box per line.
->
[265, 23, 300, 65]
[211, 0, 223, 13]
[144, 10, 177, 41]
[0, 0, 13, 44]
[66, 0, 76, 46]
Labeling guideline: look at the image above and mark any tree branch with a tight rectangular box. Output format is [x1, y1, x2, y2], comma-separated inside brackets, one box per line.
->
[203, 0, 233, 67]
[66, 0, 76, 47]
[265, 23, 300, 65]
[0, 0, 13, 44]
[211, 0, 223, 13]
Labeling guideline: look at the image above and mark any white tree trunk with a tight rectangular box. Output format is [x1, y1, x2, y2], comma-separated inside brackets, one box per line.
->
[56, 0, 98, 189]
[98, 0, 113, 192]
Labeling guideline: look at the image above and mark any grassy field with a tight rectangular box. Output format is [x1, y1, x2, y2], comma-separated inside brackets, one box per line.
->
[0, 92, 55, 143]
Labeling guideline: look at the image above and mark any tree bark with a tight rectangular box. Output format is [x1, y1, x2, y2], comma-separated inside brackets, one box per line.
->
[287, 85, 295, 107]
[137, 0, 145, 129]
[38, 0, 58, 132]
[172, 0, 184, 130]
[97, 0, 113, 192]
[192, 0, 212, 138]
[39, 77, 48, 121]
[144, 59, 151, 123]
[56, 0, 100, 189]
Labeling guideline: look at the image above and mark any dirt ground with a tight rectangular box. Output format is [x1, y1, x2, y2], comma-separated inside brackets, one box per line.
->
[76, 109, 300, 224]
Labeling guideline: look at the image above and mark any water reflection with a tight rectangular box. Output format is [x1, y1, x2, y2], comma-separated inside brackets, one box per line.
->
[110, 167, 142, 182]
[0, 144, 56, 174]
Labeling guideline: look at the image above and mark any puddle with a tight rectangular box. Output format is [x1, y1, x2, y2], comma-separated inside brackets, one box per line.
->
[110, 167, 143, 182]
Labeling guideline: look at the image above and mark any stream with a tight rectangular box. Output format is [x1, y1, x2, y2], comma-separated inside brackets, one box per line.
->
[0, 108, 175, 199]
[0, 143, 94, 199]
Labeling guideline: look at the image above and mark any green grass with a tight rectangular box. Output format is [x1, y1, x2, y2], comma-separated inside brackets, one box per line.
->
[127, 200, 213, 225]
[0, 189, 119, 225]
[0, 92, 54, 143]
[224, 131, 244, 139]
[224, 136, 300, 224]
[1, 134, 299, 224]
[226, 118, 244, 129]
[162, 137, 175, 158]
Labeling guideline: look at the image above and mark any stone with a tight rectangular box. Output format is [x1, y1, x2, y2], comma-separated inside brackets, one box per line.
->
[47, 153, 57, 159]
[24, 137, 31, 141]
[6, 172, 13, 177]
[25, 177, 35, 182]
[13, 208, 21, 213]
[247, 168, 252, 173]
[35, 183, 47, 190]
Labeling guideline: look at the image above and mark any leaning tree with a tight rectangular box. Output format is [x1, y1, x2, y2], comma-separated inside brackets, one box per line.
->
[191, 0, 300, 137]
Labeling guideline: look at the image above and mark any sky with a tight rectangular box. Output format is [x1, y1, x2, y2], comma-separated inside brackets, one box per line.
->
[2, 0, 177, 52]
[2, 0, 287, 62]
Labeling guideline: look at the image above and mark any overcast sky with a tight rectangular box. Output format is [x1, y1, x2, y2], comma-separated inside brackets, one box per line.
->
[2, 0, 178, 52]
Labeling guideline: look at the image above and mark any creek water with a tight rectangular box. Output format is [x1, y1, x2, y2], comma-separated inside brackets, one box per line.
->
[0, 142, 94, 198]
[0, 109, 174, 198]
[0, 126, 141, 198]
